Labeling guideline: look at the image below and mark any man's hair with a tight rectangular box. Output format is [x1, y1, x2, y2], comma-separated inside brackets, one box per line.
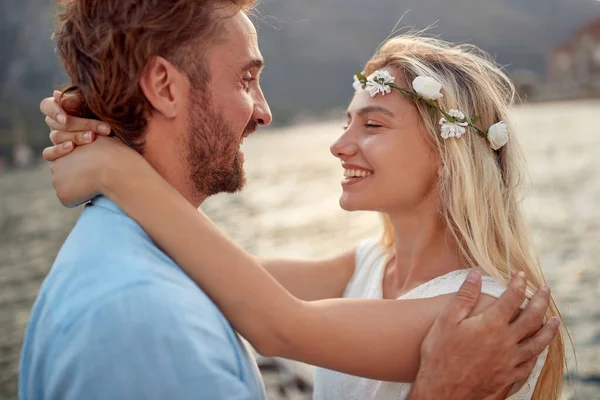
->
[54, 0, 256, 151]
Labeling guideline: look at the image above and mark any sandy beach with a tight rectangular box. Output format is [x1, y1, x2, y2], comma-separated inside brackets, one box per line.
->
[0, 100, 598, 399]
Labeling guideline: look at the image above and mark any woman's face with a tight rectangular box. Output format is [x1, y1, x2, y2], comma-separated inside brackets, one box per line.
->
[330, 72, 440, 214]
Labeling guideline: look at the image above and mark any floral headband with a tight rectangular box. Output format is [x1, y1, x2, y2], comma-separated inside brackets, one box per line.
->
[353, 70, 508, 150]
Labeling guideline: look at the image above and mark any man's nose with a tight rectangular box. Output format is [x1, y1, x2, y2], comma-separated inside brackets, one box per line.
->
[254, 93, 272, 126]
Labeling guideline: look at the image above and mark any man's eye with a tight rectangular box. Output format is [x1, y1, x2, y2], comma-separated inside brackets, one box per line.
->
[241, 77, 255, 90]
[365, 123, 382, 128]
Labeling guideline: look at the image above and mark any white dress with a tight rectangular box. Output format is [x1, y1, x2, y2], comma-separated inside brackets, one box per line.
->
[313, 239, 547, 400]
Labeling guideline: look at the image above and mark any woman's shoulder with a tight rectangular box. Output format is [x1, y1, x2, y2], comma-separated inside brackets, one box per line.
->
[355, 238, 389, 268]
[342, 238, 389, 298]
[400, 269, 507, 300]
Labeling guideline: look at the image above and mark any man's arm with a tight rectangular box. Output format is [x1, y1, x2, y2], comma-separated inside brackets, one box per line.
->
[44, 284, 258, 400]
[407, 271, 559, 400]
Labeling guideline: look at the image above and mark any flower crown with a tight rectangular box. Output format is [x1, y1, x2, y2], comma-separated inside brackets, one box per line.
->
[353, 70, 508, 150]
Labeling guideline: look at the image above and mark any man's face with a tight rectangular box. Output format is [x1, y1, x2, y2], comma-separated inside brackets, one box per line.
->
[183, 10, 271, 198]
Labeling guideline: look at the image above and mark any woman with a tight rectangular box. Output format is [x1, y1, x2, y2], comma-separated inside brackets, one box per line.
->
[41, 34, 565, 399]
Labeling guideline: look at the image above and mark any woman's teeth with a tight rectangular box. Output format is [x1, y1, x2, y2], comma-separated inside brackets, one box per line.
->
[344, 169, 373, 178]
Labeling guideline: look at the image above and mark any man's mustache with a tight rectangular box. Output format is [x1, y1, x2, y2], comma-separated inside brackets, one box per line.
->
[244, 121, 258, 136]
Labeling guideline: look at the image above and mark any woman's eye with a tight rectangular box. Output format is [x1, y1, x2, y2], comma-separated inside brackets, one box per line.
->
[365, 123, 382, 128]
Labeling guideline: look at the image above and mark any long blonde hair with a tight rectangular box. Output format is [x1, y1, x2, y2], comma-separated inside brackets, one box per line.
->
[367, 34, 567, 399]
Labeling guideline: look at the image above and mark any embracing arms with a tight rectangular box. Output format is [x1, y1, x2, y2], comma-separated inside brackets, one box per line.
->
[40, 93, 559, 399]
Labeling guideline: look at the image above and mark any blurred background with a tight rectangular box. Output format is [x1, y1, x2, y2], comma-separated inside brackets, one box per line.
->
[1, 0, 599, 399]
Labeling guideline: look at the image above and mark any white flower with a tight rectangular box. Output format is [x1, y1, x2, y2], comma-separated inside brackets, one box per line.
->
[447, 109, 466, 121]
[439, 109, 468, 139]
[412, 76, 443, 100]
[353, 74, 364, 92]
[487, 121, 509, 150]
[365, 70, 395, 97]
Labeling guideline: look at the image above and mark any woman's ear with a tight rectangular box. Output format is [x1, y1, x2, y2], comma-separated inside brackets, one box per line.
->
[139, 56, 185, 119]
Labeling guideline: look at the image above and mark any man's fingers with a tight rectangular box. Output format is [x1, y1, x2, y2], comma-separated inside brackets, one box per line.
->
[50, 130, 95, 146]
[43, 142, 75, 162]
[511, 285, 551, 341]
[485, 272, 527, 325]
[509, 307, 522, 324]
[443, 270, 482, 323]
[515, 317, 559, 365]
[41, 97, 67, 126]
[511, 357, 538, 383]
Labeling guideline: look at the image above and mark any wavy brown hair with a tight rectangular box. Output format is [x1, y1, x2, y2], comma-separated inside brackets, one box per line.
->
[54, 0, 256, 152]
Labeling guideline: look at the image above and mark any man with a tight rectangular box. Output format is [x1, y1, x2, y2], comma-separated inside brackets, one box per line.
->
[24, 0, 558, 399]
[21, 1, 270, 399]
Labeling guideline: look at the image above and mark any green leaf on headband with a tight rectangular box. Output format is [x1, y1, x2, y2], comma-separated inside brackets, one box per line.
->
[356, 71, 367, 82]
[471, 116, 480, 125]
[429, 106, 437, 120]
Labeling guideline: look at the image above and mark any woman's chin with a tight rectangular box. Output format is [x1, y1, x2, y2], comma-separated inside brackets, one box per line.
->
[339, 195, 364, 212]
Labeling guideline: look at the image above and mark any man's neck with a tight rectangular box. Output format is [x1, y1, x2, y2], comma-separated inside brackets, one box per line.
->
[142, 123, 206, 209]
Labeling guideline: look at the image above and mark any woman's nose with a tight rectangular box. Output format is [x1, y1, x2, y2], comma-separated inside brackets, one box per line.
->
[330, 134, 358, 159]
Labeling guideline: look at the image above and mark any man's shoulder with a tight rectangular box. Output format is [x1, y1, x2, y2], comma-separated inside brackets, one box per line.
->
[36, 281, 238, 357]
[39, 262, 226, 333]
[68, 197, 150, 247]
[22, 282, 262, 400]
[48, 197, 183, 298]
[77, 282, 230, 330]
[36, 197, 227, 340]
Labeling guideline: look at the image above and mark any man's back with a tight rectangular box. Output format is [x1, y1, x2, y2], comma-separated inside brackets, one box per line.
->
[19, 196, 265, 400]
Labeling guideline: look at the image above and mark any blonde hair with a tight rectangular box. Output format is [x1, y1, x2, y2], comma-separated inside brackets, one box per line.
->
[367, 34, 567, 399]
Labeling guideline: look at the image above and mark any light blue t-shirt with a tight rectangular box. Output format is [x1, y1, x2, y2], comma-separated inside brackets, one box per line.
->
[19, 196, 266, 400]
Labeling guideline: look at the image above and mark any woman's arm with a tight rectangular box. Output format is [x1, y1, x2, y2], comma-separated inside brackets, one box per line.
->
[42, 98, 559, 394]
[40, 92, 357, 302]
[44, 135, 494, 383]
[258, 253, 355, 301]
[84, 139, 481, 383]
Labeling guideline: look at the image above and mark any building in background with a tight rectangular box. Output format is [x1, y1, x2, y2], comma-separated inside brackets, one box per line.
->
[546, 17, 600, 98]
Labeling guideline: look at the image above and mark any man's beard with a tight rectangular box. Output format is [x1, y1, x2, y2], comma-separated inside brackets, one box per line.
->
[183, 89, 256, 198]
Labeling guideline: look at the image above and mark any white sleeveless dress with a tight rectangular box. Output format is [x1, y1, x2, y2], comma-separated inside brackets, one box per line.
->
[313, 239, 548, 400]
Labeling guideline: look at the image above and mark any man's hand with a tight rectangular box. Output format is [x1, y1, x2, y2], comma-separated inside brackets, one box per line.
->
[409, 270, 559, 400]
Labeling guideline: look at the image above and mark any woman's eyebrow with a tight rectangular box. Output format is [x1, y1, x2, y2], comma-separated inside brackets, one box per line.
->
[347, 106, 395, 119]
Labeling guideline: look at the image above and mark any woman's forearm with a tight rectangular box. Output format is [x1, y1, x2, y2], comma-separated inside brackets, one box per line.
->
[103, 162, 300, 355]
[259, 255, 355, 301]
[102, 162, 448, 382]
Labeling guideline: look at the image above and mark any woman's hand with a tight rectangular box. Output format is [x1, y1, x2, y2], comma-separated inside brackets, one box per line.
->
[41, 90, 112, 161]
[40, 90, 145, 208]
[48, 135, 144, 208]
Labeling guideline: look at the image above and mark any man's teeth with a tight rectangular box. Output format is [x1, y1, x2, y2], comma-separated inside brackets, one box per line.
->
[344, 169, 373, 178]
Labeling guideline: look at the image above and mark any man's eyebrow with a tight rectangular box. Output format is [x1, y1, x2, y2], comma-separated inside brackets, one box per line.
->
[242, 58, 264, 71]
[346, 106, 395, 119]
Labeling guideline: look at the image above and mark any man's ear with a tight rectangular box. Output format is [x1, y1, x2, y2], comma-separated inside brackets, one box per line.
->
[139, 56, 184, 119]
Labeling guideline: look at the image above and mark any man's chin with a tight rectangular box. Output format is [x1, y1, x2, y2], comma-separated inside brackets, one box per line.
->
[204, 169, 246, 196]
[192, 152, 246, 197]
[221, 173, 246, 194]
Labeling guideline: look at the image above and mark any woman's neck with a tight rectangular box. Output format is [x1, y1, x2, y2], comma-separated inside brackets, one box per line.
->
[382, 201, 469, 299]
